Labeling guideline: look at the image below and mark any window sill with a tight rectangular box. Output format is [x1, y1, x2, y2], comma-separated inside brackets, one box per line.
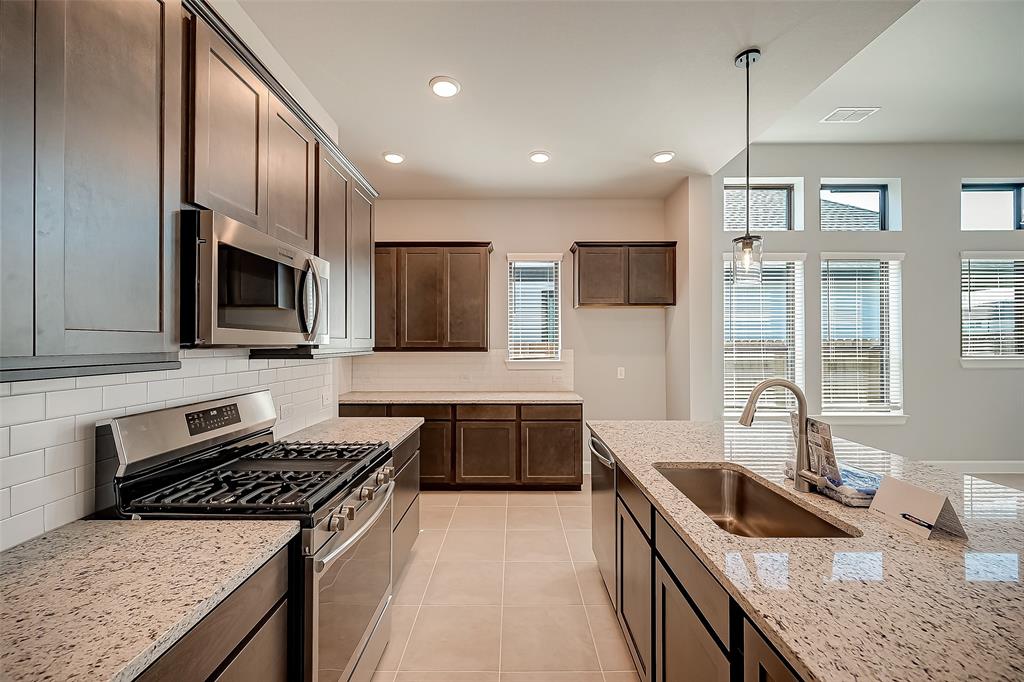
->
[505, 358, 565, 371]
[819, 413, 908, 425]
[960, 357, 1024, 369]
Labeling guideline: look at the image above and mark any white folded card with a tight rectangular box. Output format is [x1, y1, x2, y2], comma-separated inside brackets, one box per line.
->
[868, 476, 967, 540]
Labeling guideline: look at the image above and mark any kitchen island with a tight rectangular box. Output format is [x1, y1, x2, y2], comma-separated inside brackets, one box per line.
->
[588, 419, 1023, 681]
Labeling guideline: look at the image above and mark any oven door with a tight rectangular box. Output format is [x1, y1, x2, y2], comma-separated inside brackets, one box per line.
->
[188, 210, 329, 346]
[307, 482, 393, 682]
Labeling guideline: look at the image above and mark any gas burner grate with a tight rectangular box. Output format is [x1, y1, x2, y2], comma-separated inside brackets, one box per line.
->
[245, 441, 388, 461]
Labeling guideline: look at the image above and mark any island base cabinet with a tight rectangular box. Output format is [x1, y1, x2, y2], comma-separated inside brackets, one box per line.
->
[617, 499, 652, 681]
[654, 559, 729, 682]
[744, 619, 800, 682]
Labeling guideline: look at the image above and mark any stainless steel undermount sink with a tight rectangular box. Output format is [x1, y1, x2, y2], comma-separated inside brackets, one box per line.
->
[654, 465, 859, 538]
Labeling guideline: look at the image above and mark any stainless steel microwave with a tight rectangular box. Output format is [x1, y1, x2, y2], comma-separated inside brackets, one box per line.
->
[181, 210, 329, 347]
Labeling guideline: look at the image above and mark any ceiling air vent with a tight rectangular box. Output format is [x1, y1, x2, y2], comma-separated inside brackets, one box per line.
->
[820, 107, 879, 123]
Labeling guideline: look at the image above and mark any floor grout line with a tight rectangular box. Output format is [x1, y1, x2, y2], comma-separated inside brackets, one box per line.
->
[559, 488, 608, 682]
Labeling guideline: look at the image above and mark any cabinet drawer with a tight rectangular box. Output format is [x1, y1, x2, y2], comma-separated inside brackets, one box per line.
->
[616, 468, 652, 538]
[392, 429, 421, 471]
[390, 404, 452, 420]
[394, 451, 420, 523]
[520, 404, 582, 421]
[456, 404, 517, 420]
[655, 513, 729, 649]
[339, 404, 387, 417]
[212, 599, 288, 682]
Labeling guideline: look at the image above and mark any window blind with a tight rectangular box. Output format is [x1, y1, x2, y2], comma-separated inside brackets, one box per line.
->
[820, 258, 903, 413]
[507, 258, 561, 361]
[961, 256, 1024, 358]
[723, 259, 805, 413]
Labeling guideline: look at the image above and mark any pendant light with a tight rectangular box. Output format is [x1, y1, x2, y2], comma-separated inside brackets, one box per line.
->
[731, 47, 763, 286]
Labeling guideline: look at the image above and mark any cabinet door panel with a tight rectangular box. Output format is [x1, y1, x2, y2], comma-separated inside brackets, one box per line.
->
[268, 97, 316, 251]
[399, 247, 445, 348]
[34, 0, 180, 356]
[577, 246, 627, 305]
[191, 19, 269, 230]
[350, 184, 375, 349]
[419, 421, 453, 484]
[617, 499, 652, 680]
[628, 246, 675, 305]
[444, 247, 489, 349]
[0, 0, 35, 357]
[374, 247, 398, 350]
[456, 421, 517, 484]
[316, 150, 349, 348]
[744, 619, 801, 682]
[655, 560, 728, 682]
[520, 421, 581, 485]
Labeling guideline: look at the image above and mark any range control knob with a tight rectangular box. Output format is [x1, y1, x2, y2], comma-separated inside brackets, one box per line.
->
[360, 486, 375, 501]
[327, 513, 345, 532]
[376, 467, 394, 486]
[341, 505, 356, 521]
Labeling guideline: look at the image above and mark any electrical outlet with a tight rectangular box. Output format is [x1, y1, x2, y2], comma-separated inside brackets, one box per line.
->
[280, 403, 295, 420]
[616, 367, 625, 379]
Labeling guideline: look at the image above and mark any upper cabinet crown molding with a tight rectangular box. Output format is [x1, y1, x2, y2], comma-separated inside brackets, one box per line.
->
[570, 241, 677, 308]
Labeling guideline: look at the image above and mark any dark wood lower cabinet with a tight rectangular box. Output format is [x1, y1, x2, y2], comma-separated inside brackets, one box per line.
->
[520, 420, 582, 484]
[743, 619, 800, 682]
[654, 559, 729, 682]
[138, 547, 289, 682]
[456, 421, 518, 484]
[617, 499, 652, 681]
[419, 421, 453, 484]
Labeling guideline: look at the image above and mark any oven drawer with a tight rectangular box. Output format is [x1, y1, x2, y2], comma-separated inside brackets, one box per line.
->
[393, 495, 420, 582]
[394, 450, 420, 523]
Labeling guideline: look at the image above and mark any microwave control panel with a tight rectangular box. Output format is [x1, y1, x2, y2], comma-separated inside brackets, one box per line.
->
[185, 404, 241, 436]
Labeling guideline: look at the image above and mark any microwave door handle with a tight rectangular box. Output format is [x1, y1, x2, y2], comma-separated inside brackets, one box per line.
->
[305, 258, 323, 341]
[315, 482, 394, 573]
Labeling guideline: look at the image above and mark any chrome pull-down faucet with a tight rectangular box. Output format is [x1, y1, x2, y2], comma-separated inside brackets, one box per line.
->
[738, 378, 815, 493]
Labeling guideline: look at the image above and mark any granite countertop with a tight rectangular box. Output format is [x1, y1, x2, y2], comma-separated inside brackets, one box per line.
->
[0, 520, 298, 682]
[587, 419, 1024, 682]
[338, 390, 584, 404]
[285, 416, 424, 445]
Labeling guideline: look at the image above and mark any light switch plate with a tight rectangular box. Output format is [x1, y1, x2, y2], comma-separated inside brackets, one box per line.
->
[616, 367, 625, 379]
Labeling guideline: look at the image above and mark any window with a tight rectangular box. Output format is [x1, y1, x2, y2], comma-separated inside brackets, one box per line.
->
[724, 185, 794, 231]
[723, 258, 805, 412]
[820, 184, 888, 231]
[961, 184, 1024, 231]
[507, 256, 561, 361]
[961, 255, 1024, 358]
[820, 257, 903, 413]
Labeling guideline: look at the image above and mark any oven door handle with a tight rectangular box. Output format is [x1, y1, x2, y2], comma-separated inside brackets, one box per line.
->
[305, 257, 323, 341]
[315, 481, 394, 573]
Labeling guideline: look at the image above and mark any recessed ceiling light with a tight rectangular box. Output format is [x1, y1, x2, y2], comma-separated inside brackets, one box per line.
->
[820, 107, 880, 124]
[529, 151, 551, 164]
[651, 151, 675, 164]
[429, 76, 461, 98]
[383, 152, 405, 164]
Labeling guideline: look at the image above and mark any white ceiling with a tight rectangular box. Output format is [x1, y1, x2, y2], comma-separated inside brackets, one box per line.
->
[760, 0, 1024, 144]
[237, 0, 913, 198]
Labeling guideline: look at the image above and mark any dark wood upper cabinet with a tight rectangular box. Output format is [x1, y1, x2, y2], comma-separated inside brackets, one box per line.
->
[628, 245, 676, 305]
[350, 184, 375, 352]
[190, 18, 270, 230]
[378, 242, 491, 351]
[31, 0, 181, 358]
[316, 149, 349, 349]
[267, 96, 316, 252]
[374, 247, 398, 350]
[571, 242, 677, 307]
[456, 421, 518, 485]
[520, 421, 582, 485]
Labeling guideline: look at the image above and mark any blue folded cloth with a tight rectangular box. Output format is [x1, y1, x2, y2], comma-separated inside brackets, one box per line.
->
[785, 460, 881, 508]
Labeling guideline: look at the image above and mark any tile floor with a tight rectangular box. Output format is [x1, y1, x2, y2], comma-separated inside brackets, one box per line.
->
[374, 476, 641, 682]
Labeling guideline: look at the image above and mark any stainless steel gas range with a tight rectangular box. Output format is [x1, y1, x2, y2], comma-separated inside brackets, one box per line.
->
[94, 390, 392, 682]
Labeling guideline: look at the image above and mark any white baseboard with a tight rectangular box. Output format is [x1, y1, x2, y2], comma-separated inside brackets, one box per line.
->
[920, 460, 1024, 474]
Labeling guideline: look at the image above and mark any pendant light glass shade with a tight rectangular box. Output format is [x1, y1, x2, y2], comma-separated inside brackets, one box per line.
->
[731, 233, 763, 286]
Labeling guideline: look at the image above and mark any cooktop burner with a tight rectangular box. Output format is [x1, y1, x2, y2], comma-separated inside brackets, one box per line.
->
[245, 440, 387, 461]
[129, 468, 343, 513]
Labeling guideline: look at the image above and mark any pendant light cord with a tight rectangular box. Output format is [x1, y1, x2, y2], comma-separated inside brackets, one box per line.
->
[745, 54, 751, 240]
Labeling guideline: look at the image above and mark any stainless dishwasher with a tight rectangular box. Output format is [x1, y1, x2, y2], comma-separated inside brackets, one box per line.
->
[590, 434, 616, 607]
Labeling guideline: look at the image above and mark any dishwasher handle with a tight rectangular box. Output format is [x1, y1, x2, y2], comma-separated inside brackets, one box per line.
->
[589, 437, 615, 469]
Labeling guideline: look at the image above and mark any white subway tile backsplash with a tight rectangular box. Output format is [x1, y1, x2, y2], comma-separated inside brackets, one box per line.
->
[102, 383, 149, 410]
[0, 450, 44, 487]
[0, 350, 335, 546]
[45, 388, 103, 419]
[10, 469, 75, 515]
[1, 507, 44, 551]
[10, 417, 76, 455]
[0, 394, 46, 427]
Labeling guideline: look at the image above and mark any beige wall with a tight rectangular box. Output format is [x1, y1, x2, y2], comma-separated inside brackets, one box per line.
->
[373, 199, 668, 419]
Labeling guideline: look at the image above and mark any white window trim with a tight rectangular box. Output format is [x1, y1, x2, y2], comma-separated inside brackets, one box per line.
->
[961, 251, 1024, 260]
[818, 413, 909, 425]
[821, 252, 905, 261]
[960, 358, 1024, 369]
[720, 252, 807, 262]
[506, 252, 564, 262]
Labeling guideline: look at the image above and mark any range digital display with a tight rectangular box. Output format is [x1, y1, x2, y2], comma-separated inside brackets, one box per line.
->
[185, 404, 241, 436]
